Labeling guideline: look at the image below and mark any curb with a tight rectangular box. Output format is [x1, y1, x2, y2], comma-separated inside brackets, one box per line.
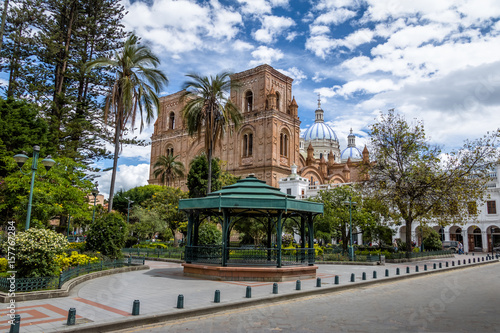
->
[0, 265, 149, 303]
[52, 259, 499, 333]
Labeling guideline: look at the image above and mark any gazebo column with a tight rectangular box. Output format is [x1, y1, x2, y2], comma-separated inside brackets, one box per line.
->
[193, 218, 200, 246]
[300, 215, 306, 262]
[276, 211, 283, 268]
[267, 218, 272, 262]
[185, 211, 196, 263]
[307, 213, 315, 266]
[221, 209, 230, 267]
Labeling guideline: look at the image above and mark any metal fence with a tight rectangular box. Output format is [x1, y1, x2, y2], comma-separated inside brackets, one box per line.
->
[0, 257, 145, 293]
[185, 246, 316, 266]
[122, 247, 185, 260]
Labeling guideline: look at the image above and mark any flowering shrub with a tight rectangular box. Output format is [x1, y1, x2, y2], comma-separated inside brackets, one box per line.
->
[282, 234, 294, 247]
[68, 242, 86, 252]
[55, 251, 99, 271]
[0, 258, 7, 273]
[4, 228, 68, 277]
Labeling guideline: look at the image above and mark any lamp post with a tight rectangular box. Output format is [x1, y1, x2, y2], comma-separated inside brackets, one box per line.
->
[13, 145, 55, 230]
[343, 197, 357, 261]
[91, 183, 99, 224]
[126, 197, 134, 223]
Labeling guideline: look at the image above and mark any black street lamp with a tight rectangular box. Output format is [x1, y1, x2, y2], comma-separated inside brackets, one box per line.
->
[343, 197, 357, 261]
[13, 145, 55, 230]
[91, 183, 99, 224]
[126, 197, 134, 223]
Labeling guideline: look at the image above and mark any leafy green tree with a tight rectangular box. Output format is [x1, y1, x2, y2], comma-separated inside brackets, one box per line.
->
[198, 222, 222, 245]
[0, 98, 50, 178]
[138, 186, 188, 246]
[153, 153, 185, 187]
[363, 110, 500, 253]
[187, 155, 221, 198]
[181, 72, 242, 194]
[310, 186, 374, 251]
[86, 212, 128, 258]
[1, 156, 94, 228]
[421, 226, 442, 251]
[86, 34, 168, 211]
[112, 184, 164, 216]
[1, 0, 126, 163]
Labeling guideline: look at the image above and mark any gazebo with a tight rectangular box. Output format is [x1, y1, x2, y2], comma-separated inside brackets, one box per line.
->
[178, 175, 324, 281]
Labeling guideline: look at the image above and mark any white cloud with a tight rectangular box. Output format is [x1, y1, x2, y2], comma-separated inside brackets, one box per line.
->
[122, 0, 243, 55]
[233, 40, 254, 51]
[253, 15, 295, 43]
[97, 164, 151, 200]
[276, 67, 307, 84]
[249, 46, 284, 66]
[318, 79, 399, 98]
[314, 7, 357, 25]
[305, 28, 373, 57]
[237, 0, 272, 15]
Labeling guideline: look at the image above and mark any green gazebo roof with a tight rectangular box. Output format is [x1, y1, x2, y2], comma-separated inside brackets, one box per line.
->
[179, 175, 323, 215]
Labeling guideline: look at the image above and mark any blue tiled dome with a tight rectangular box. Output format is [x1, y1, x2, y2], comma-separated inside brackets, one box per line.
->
[341, 146, 362, 160]
[303, 122, 338, 141]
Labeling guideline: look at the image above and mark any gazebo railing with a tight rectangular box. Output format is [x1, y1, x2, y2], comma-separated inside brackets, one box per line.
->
[186, 246, 315, 266]
[185, 245, 222, 264]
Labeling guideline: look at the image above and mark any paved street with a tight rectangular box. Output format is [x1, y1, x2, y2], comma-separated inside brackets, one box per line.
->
[112, 261, 500, 333]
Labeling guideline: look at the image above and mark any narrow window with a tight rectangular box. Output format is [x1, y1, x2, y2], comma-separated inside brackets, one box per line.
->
[287, 188, 292, 195]
[280, 133, 283, 155]
[248, 133, 253, 156]
[245, 91, 253, 112]
[169, 112, 175, 130]
[243, 134, 248, 157]
[487, 201, 497, 214]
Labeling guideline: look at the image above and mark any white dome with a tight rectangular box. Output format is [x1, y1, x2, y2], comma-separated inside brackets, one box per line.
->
[303, 122, 338, 141]
[341, 146, 362, 160]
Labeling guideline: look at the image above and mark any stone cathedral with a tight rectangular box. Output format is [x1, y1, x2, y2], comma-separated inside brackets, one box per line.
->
[148, 64, 370, 191]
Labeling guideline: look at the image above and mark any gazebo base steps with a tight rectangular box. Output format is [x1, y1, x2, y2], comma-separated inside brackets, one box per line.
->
[182, 263, 318, 282]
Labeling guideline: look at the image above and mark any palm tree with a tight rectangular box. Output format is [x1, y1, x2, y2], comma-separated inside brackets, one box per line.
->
[181, 72, 242, 194]
[153, 153, 185, 187]
[86, 34, 168, 211]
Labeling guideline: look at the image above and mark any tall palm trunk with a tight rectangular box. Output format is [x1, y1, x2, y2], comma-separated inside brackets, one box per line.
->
[108, 110, 122, 212]
[207, 146, 212, 194]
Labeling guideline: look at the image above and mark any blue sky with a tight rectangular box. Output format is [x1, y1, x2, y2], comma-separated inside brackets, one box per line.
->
[96, 0, 500, 198]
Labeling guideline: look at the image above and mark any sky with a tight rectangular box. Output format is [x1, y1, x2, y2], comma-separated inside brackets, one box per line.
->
[95, 0, 500, 199]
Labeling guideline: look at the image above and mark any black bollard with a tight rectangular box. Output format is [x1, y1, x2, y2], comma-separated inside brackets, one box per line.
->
[351, 273, 355, 282]
[473, 258, 475, 263]
[67, 308, 76, 325]
[439, 262, 442, 268]
[373, 270, 377, 279]
[362, 272, 366, 280]
[246, 286, 252, 298]
[406, 266, 410, 274]
[415, 265, 419, 272]
[446, 261, 449, 267]
[482, 257, 484, 262]
[335, 276, 339, 284]
[177, 294, 184, 309]
[468, 259, 471, 264]
[424, 264, 427, 271]
[396, 268, 400, 275]
[452, 261, 455, 266]
[9, 314, 20, 333]
[433, 263, 436, 269]
[132, 300, 140, 316]
[385, 269, 389, 277]
[464, 259, 467, 264]
[296, 280, 301, 290]
[273, 283, 279, 294]
[316, 277, 322, 287]
[214, 290, 220, 303]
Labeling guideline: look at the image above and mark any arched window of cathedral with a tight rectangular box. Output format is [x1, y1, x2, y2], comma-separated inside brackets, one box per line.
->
[280, 131, 289, 157]
[242, 132, 253, 157]
[245, 91, 253, 112]
[169, 112, 175, 130]
[166, 146, 174, 156]
[276, 92, 280, 111]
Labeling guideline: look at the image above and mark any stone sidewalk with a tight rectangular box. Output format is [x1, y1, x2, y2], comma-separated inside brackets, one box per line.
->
[1, 254, 496, 333]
